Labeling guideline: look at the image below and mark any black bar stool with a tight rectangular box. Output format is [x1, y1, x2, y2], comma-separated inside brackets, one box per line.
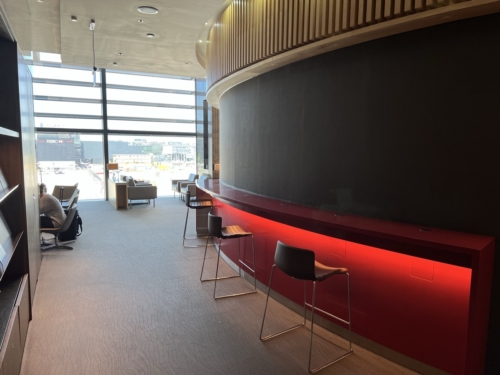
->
[182, 190, 213, 248]
[200, 213, 257, 299]
[260, 240, 353, 374]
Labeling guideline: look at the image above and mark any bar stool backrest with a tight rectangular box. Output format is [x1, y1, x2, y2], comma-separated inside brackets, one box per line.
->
[185, 191, 191, 206]
[208, 213, 223, 238]
[275, 241, 316, 281]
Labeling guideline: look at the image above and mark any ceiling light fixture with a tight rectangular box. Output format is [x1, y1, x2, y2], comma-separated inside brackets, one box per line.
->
[71, 16, 77, 22]
[118, 52, 123, 56]
[113, 62, 117, 66]
[89, 19, 98, 87]
[36, 0, 44, 3]
[138, 19, 144, 23]
[137, 6, 159, 14]
[146, 33, 155, 38]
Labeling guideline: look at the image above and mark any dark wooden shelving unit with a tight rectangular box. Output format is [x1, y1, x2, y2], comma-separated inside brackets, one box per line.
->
[0, 37, 41, 375]
[0, 276, 23, 348]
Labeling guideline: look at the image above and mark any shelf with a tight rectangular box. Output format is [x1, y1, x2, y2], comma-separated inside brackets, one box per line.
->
[0, 185, 19, 205]
[0, 127, 19, 138]
[0, 232, 23, 282]
[0, 275, 23, 350]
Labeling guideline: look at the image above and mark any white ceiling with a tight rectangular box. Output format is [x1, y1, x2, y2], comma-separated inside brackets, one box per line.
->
[0, 0, 230, 78]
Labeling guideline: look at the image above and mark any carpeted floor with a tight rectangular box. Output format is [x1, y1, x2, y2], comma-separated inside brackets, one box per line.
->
[20, 198, 418, 375]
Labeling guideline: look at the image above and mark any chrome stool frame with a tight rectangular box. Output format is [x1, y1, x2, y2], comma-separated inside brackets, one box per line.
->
[182, 190, 214, 248]
[260, 241, 353, 374]
[200, 213, 257, 299]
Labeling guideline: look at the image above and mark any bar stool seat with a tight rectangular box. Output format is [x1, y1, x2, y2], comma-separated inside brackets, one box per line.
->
[314, 261, 348, 280]
[200, 213, 257, 299]
[260, 240, 353, 374]
[221, 225, 252, 238]
[183, 190, 213, 248]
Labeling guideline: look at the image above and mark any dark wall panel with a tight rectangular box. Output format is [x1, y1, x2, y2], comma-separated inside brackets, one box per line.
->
[219, 13, 500, 373]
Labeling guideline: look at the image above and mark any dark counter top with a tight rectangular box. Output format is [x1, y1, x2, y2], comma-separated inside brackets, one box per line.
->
[197, 179, 495, 268]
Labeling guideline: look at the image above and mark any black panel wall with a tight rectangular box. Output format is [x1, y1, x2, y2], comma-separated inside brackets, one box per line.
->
[219, 13, 500, 373]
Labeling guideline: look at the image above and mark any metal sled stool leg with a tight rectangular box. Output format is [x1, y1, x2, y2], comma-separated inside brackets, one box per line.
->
[200, 213, 257, 299]
[182, 190, 214, 248]
[260, 240, 353, 374]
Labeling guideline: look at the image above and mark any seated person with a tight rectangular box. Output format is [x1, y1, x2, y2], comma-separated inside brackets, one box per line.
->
[39, 183, 66, 228]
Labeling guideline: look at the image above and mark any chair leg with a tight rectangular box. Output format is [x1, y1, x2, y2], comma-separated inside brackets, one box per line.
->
[183, 208, 214, 248]
[41, 233, 74, 251]
[182, 208, 190, 247]
[200, 235, 212, 281]
[237, 235, 257, 292]
[212, 238, 257, 299]
[307, 274, 353, 374]
[260, 265, 306, 341]
[201, 237, 238, 282]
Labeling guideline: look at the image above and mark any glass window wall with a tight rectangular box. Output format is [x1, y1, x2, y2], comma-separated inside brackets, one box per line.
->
[107, 120, 195, 133]
[108, 135, 196, 197]
[34, 101, 102, 116]
[35, 117, 102, 130]
[30, 65, 101, 83]
[33, 83, 101, 100]
[106, 72, 194, 91]
[37, 133, 105, 200]
[107, 89, 194, 106]
[33, 65, 199, 199]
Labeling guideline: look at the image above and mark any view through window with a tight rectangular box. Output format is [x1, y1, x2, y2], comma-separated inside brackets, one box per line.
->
[32, 64, 198, 200]
[37, 133, 104, 200]
[108, 135, 196, 196]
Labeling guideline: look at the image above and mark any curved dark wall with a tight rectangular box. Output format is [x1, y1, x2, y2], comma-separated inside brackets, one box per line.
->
[219, 13, 500, 373]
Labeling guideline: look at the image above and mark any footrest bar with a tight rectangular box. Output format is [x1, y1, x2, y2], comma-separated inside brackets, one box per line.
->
[304, 303, 350, 325]
[238, 259, 255, 274]
[201, 275, 240, 282]
[310, 350, 353, 374]
[214, 290, 257, 300]
[261, 323, 306, 341]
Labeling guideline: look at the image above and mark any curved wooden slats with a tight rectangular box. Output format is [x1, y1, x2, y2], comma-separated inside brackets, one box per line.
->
[206, 0, 474, 89]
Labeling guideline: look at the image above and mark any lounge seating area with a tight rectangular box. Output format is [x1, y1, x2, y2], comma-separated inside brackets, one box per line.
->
[170, 173, 198, 200]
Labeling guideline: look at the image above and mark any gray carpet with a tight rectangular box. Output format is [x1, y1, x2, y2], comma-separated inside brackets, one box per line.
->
[21, 198, 417, 375]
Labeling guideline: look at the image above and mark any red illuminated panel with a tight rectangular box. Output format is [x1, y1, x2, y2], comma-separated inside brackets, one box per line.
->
[212, 199, 473, 374]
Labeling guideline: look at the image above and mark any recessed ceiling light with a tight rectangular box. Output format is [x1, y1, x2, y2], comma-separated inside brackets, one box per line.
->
[113, 62, 118, 66]
[37, 0, 43, 2]
[118, 52, 123, 56]
[71, 16, 77, 22]
[137, 6, 159, 14]
[146, 33, 155, 38]
[138, 19, 144, 23]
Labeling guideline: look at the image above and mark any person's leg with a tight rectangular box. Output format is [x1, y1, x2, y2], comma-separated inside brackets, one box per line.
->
[40, 215, 54, 228]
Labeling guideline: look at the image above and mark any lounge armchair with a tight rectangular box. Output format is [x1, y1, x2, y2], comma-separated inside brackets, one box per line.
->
[52, 183, 78, 203]
[62, 188, 79, 209]
[170, 174, 198, 200]
[180, 173, 212, 199]
[40, 206, 78, 250]
[126, 177, 157, 208]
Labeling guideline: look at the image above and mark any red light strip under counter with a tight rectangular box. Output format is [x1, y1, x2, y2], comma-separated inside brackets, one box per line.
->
[197, 179, 494, 375]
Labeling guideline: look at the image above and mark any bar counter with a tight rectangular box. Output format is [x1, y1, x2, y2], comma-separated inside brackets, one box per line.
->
[197, 179, 495, 375]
